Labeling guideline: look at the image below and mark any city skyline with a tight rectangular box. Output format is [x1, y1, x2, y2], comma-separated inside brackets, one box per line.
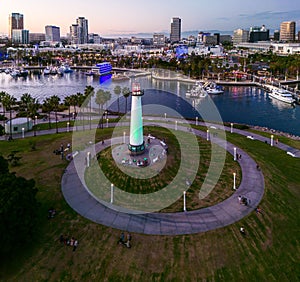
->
[1, 0, 300, 36]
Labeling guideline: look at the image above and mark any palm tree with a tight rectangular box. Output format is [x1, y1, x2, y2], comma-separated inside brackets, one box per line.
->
[64, 96, 72, 124]
[28, 98, 40, 137]
[0, 91, 8, 125]
[2, 93, 17, 140]
[114, 85, 122, 116]
[104, 90, 112, 112]
[95, 89, 107, 129]
[20, 93, 33, 132]
[69, 93, 80, 119]
[49, 95, 61, 133]
[84, 85, 95, 130]
[122, 87, 131, 116]
[76, 92, 86, 130]
[42, 98, 53, 129]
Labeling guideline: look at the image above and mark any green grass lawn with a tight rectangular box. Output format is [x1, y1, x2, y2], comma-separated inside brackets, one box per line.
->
[0, 126, 299, 281]
[86, 127, 241, 212]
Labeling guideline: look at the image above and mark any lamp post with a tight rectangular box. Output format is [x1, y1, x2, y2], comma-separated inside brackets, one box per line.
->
[206, 129, 209, 141]
[230, 123, 233, 133]
[87, 152, 90, 167]
[34, 116, 37, 137]
[196, 116, 198, 126]
[183, 191, 186, 212]
[67, 122, 70, 132]
[22, 127, 25, 139]
[123, 131, 126, 143]
[233, 172, 236, 190]
[270, 135, 274, 146]
[106, 118, 108, 128]
[234, 147, 237, 161]
[164, 113, 166, 121]
[110, 183, 114, 204]
[175, 120, 178, 131]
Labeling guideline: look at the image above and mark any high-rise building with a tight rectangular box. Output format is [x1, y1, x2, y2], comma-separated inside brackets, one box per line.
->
[12, 29, 29, 44]
[9, 13, 24, 39]
[280, 21, 296, 42]
[70, 17, 88, 44]
[70, 24, 79, 44]
[249, 25, 269, 42]
[88, 33, 102, 44]
[153, 33, 165, 46]
[219, 35, 232, 44]
[45, 25, 60, 42]
[233, 29, 249, 44]
[273, 30, 280, 41]
[29, 33, 46, 44]
[170, 17, 181, 43]
[76, 17, 88, 44]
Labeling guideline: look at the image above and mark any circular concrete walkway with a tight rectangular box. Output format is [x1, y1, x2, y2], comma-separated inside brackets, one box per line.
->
[61, 122, 266, 235]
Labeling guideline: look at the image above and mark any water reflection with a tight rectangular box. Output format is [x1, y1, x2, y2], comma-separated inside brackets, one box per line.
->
[0, 71, 299, 136]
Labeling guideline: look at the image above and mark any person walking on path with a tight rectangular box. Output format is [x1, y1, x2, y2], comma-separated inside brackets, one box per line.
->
[125, 233, 132, 248]
[240, 227, 246, 236]
[238, 195, 242, 204]
[118, 232, 125, 245]
[73, 240, 78, 252]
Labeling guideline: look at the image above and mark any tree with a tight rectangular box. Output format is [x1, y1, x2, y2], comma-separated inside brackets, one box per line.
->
[2, 93, 17, 140]
[27, 98, 40, 137]
[84, 85, 95, 130]
[122, 87, 131, 115]
[0, 91, 8, 127]
[42, 97, 53, 129]
[114, 85, 122, 116]
[95, 89, 107, 129]
[20, 93, 33, 132]
[76, 92, 86, 130]
[49, 95, 61, 133]
[0, 155, 38, 256]
[64, 96, 72, 124]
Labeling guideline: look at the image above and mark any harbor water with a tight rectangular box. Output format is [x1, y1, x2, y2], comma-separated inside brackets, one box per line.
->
[0, 71, 299, 137]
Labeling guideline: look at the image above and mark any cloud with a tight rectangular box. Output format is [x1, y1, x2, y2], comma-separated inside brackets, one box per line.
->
[234, 10, 300, 29]
[217, 17, 231, 21]
[238, 10, 300, 21]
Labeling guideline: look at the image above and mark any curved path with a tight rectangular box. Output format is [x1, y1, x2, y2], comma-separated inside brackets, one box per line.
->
[62, 122, 265, 235]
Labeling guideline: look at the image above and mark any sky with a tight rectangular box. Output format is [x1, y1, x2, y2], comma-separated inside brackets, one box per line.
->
[0, 0, 299, 36]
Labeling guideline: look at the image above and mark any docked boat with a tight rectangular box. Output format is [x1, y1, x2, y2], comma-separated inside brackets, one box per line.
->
[186, 81, 208, 98]
[50, 67, 58, 75]
[268, 87, 295, 104]
[61, 64, 73, 73]
[19, 69, 29, 77]
[10, 69, 20, 78]
[43, 67, 51, 75]
[205, 82, 224, 95]
[84, 70, 95, 76]
[112, 73, 130, 81]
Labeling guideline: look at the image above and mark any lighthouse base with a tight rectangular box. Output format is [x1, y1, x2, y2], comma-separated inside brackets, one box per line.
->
[128, 141, 145, 155]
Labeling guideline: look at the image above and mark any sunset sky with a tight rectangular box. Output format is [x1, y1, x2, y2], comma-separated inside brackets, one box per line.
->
[1, 0, 299, 36]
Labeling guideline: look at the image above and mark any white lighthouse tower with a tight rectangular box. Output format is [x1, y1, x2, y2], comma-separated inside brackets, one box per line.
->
[128, 83, 145, 155]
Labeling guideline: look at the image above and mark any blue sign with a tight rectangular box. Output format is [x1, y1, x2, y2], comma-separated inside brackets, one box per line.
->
[99, 73, 112, 84]
[175, 45, 188, 59]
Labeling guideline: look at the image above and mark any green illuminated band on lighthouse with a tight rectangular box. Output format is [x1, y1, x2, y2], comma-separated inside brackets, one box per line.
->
[128, 83, 145, 154]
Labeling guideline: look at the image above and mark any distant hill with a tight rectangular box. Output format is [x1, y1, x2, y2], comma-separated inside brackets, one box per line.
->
[102, 30, 234, 39]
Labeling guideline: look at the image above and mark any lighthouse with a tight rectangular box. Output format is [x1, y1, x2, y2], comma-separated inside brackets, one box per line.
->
[128, 83, 145, 155]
